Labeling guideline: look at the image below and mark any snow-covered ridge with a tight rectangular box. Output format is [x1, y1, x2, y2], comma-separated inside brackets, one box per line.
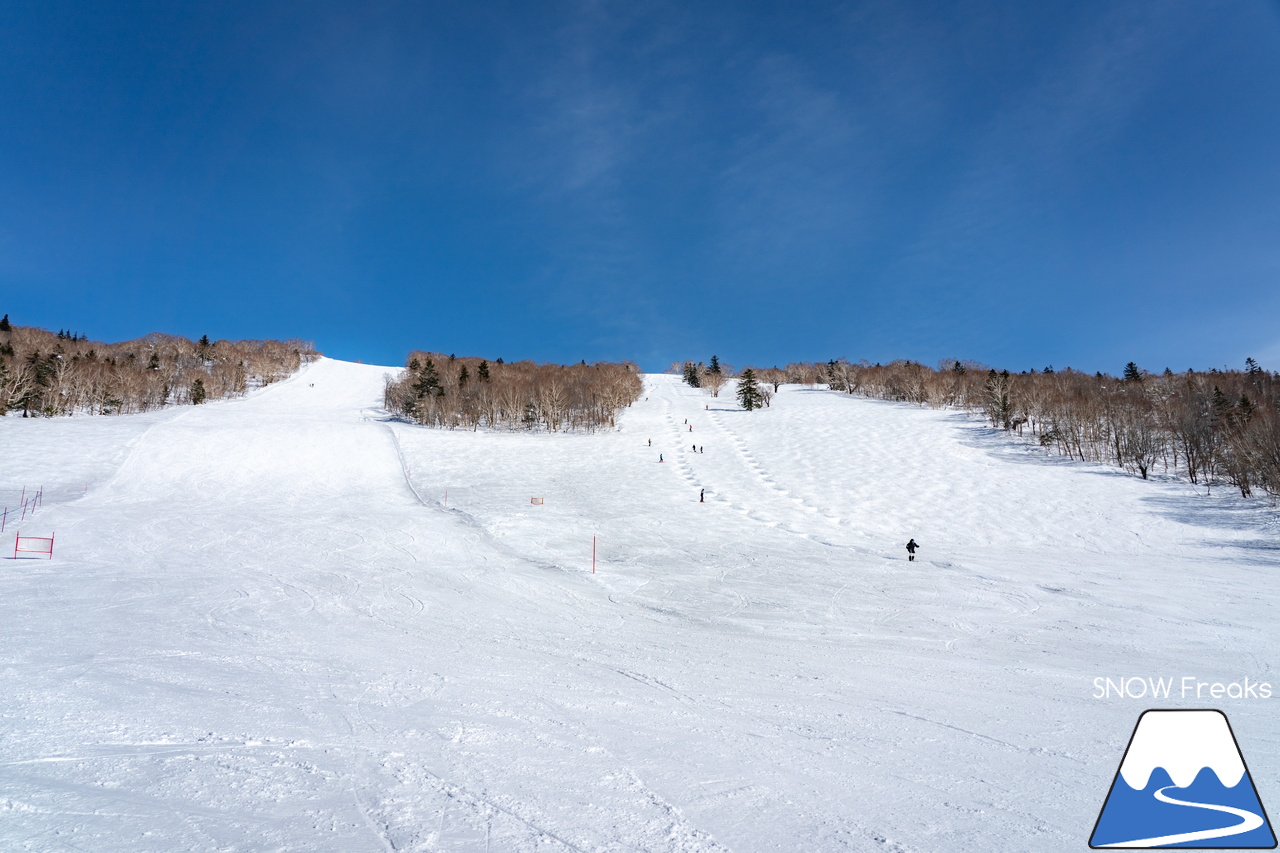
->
[1119, 710, 1247, 790]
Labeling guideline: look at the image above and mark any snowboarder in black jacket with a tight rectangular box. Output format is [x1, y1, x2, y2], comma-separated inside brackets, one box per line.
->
[905, 539, 919, 561]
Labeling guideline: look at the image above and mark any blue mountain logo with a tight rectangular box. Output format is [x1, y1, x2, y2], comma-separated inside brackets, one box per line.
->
[1091, 710, 1276, 848]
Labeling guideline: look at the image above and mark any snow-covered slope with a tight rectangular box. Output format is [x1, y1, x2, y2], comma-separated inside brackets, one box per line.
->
[1, 358, 1276, 852]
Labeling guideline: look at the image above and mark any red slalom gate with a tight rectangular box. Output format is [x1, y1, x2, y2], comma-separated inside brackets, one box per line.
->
[1, 486, 43, 533]
[13, 532, 54, 560]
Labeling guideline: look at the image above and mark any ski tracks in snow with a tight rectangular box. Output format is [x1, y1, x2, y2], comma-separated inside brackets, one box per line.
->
[659, 385, 863, 556]
[8, 363, 1279, 852]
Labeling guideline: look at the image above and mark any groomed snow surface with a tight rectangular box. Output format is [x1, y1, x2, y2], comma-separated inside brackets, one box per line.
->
[2, 357, 1276, 852]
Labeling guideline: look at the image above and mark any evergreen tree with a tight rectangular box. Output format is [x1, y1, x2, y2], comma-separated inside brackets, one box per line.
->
[190, 378, 207, 404]
[147, 352, 160, 370]
[681, 361, 701, 388]
[737, 368, 764, 411]
[1246, 357, 1263, 377]
[0, 314, 10, 332]
[709, 355, 721, 375]
[478, 360, 490, 382]
[458, 365, 469, 388]
[1238, 394, 1254, 424]
[414, 358, 441, 398]
[199, 334, 211, 349]
[1211, 386, 1232, 424]
[825, 359, 847, 392]
[1123, 362, 1143, 382]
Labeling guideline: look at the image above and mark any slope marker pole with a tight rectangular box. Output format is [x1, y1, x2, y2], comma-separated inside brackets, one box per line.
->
[592, 536, 597, 574]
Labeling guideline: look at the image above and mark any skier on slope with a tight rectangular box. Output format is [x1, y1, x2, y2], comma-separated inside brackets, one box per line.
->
[700, 488, 705, 503]
[905, 539, 919, 561]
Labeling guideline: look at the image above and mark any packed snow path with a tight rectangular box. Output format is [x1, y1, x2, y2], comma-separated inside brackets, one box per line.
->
[1, 359, 1276, 851]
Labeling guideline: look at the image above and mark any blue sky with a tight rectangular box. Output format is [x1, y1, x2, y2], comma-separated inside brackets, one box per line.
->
[2, 1, 1278, 373]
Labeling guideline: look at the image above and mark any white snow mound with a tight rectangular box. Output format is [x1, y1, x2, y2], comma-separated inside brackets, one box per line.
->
[1119, 710, 1247, 790]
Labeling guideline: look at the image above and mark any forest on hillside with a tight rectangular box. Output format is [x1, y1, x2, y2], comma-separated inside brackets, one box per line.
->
[0, 316, 317, 416]
[678, 356, 1280, 500]
[385, 352, 643, 432]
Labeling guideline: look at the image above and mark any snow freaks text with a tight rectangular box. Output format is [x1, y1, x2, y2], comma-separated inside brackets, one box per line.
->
[1093, 676, 1273, 700]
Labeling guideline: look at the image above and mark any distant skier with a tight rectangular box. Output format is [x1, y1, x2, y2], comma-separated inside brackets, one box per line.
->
[692, 444, 696, 452]
[699, 446, 703, 453]
[700, 488, 705, 503]
[648, 438, 651, 446]
[660, 453, 664, 463]
[689, 425, 693, 432]
[905, 539, 919, 561]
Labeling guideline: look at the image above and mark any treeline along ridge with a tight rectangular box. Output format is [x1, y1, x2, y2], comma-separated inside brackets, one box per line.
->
[0, 316, 317, 416]
[384, 352, 643, 432]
